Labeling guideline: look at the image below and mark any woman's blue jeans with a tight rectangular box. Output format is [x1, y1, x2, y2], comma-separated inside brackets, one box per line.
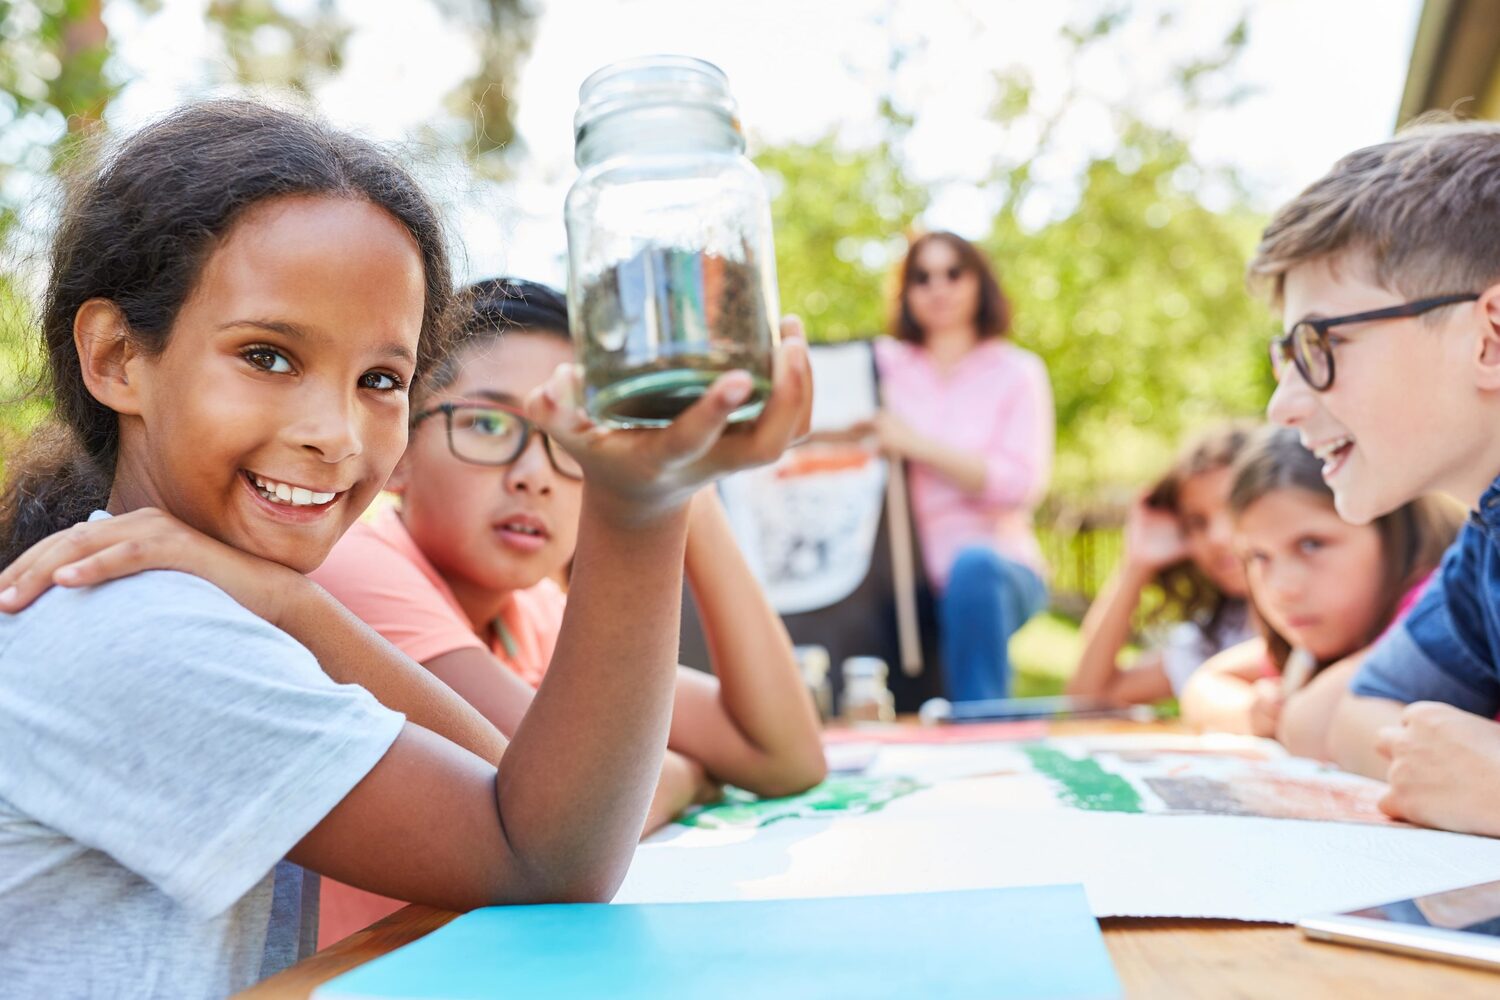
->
[938, 546, 1048, 702]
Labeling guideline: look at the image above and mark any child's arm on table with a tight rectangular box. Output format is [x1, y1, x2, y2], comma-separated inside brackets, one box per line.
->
[670, 487, 827, 798]
[1067, 497, 1187, 705]
[0, 508, 509, 764]
[422, 647, 722, 831]
[1277, 653, 1364, 759]
[6, 511, 721, 834]
[1179, 638, 1275, 735]
[1374, 702, 1500, 836]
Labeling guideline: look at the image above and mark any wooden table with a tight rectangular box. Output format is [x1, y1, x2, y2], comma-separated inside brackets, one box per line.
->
[245, 720, 1500, 999]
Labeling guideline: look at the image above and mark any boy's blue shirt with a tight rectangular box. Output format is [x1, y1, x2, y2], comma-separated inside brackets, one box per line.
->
[1353, 477, 1500, 714]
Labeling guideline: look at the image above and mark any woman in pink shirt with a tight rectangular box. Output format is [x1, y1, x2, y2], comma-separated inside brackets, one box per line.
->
[871, 232, 1055, 702]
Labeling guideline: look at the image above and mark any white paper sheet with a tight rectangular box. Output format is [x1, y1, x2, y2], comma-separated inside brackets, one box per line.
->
[616, 736, 1500, 923]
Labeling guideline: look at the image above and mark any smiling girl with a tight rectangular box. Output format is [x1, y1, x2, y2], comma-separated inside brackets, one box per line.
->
[0, 102, 810, 996]
[1179, 428, 1459, 752]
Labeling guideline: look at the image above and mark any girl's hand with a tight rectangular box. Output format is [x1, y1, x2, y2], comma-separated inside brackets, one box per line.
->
[1123, 495, 1189, 575]
[1248, 676, 1284, 738]
[529, 317, 814, 528]
[0, 507, 303, 626]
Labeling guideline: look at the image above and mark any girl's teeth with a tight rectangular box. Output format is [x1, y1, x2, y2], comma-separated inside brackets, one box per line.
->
[250, 473, 337, 507]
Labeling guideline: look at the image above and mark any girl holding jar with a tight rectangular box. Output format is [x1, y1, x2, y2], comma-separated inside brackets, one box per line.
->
[870, 232, 1056, 702]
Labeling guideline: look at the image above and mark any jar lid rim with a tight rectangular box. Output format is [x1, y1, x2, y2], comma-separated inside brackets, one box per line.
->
[574, 55, 737, 135]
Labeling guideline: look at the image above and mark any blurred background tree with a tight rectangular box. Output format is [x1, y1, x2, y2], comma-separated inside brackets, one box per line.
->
[759, 8, 1272, 513]
[0, 3, 1275, 608]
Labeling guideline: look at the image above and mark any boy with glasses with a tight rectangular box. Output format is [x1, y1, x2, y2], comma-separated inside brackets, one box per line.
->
[1252, 119, 1500, 837]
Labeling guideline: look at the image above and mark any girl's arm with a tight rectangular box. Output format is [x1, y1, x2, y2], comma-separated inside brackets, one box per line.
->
[290, 495, 694, 906]
[413, 648, 722, 833]
[1, 514, 715, 836]
[1278, 653, 1366, 760]
[1067, 498, 1189, 705]
[668, 489, 827, 798]
[1179, 638, 1275, 735]
[0, 509, 511, 767]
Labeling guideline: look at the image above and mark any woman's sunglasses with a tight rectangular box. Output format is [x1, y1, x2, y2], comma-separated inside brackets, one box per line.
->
[911, 265, 966, 286]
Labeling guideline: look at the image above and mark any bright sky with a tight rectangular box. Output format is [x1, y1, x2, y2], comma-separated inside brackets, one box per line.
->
[88, 0, 1420, 287]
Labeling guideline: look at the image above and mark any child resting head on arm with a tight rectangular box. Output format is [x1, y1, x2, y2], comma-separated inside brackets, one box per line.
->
[1179, 427, 1459, 749]
[1067, 423, 1256, 706]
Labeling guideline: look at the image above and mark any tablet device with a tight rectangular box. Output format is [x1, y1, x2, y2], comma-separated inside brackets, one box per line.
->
[1298, 879, 1500, 971]
[919, 695, 1158, 724]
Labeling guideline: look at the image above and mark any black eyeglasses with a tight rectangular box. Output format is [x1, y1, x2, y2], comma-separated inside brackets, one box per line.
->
[912, 265, 965, 286]
[1270, 293, 1479, 391]
[411, 401, 584, 479]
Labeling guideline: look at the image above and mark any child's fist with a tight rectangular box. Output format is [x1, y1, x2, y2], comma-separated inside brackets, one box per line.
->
[1376, 702, 1500, 837]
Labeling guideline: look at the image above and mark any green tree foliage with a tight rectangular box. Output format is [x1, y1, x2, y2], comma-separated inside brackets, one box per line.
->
[0, 0, 116, 237]
[990, 125, 1273, 500]
[205, 0, 350, 95]
[432, 0, 537, 179]
[755, 136, 927, 343]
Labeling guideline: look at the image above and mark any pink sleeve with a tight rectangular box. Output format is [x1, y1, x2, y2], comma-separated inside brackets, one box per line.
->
[1395, 572, 1435, 624]
[978, 352, 1054, 507]
[310, 532, 485, 666]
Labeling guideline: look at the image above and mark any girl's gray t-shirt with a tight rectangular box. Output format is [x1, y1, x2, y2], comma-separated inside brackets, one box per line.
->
[0, 563, 405, 998]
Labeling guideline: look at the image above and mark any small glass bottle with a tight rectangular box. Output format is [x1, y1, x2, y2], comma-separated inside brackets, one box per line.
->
[564, 55, 780, 427]
[794, 644, 833, 721]
[840, 656, 896, 724]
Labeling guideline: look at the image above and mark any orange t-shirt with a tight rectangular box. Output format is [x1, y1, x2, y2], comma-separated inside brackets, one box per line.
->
[308, 504, 567, 948]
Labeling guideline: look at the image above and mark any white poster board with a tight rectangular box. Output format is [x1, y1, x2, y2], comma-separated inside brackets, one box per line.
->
[617, 735, 1500, 924]
[719, 343, 889, 615]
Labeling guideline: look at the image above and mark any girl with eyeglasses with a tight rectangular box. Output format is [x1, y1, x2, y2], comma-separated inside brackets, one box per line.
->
[869, 232, 1056, 702]
[1179, 427, 1460, 753]
[306, 278, 827, 945]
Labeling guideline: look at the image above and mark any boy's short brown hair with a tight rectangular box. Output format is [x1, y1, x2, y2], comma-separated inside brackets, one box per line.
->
[1249, 116, 1500, 305]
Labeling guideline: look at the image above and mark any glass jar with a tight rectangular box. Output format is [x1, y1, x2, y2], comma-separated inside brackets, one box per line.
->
[564, 55, 780, 427]
[840, 656, 896, 724]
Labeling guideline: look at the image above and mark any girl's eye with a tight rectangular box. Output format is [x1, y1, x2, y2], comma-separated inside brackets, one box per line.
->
[473, 414, 507, 435]
[1326, 334, 1348, 348]
[244, 347, 293, 374]
[360, 371, 406, 392]
[1297, 537, 1326, 555]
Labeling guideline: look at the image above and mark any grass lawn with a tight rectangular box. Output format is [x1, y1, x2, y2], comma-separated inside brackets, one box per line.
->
[1010, 611, 1084, 698]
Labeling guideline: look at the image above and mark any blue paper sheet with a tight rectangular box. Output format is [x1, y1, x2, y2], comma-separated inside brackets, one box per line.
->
[314, 885, 1120, 999]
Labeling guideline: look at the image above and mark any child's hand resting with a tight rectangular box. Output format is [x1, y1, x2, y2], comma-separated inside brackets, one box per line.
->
[1248, 677, 1284, 738]
[1123, 495, 1190, 575]
[1376, 702, 1500, 837]
[0, 507, 303, 624]
[528, 316, 813, 528]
